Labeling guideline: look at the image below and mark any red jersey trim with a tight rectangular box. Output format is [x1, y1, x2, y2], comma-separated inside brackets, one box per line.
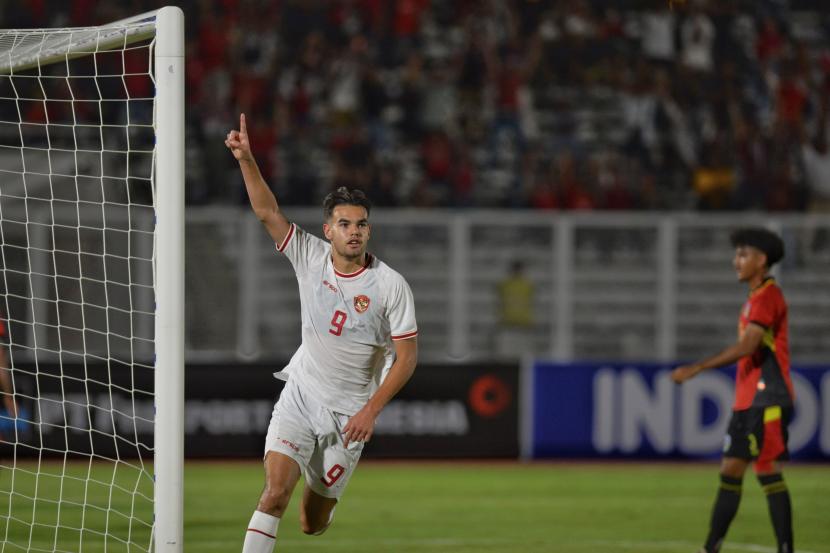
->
[392, 330, 418, 341]
[246, 528, 276, 540]
[276, 223, 296, 253]
[333, 254, 372, 279]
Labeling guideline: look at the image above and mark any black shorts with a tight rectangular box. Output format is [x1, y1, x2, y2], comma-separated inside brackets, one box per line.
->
[723, 406, 792, 468]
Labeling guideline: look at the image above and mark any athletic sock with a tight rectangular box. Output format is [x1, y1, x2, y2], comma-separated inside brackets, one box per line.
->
[703, 474, 743, 553]
[242, 511, 280, 553]
[758, 473, 793, 553]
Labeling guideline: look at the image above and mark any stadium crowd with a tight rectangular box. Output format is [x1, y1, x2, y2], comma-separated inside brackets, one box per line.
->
[6, 0, 830, 211]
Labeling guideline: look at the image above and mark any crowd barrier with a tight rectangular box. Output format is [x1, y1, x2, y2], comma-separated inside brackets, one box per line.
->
[2, 362, 519, 458]
[525, 361, 830, 460]
[4, 361, 826, 460]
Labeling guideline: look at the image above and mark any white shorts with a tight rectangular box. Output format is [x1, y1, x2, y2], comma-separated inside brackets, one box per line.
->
[264, 377, 364, 499]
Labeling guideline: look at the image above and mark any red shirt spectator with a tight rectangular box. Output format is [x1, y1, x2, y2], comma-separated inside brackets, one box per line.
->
[421, 132, 452, 182]
[199, 11, 231, 71]
[394, 0, 427, 38]
[603, 179, 634, 210]
[564, 183, 595, 210]
[776, 79, 808, 126]
[756, 18, 784, 65]
[530, 182, 560, 209]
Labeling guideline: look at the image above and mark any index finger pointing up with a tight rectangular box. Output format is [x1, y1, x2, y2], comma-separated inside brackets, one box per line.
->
[240, 113, 247, 134]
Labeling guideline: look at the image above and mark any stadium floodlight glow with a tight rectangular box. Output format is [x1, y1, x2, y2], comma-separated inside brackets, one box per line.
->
[0, 6, 183, 552]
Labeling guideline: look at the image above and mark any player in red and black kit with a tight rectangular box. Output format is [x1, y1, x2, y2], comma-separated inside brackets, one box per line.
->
[672, 228, 793, 553]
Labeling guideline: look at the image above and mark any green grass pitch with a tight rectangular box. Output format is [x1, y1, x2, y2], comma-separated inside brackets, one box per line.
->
[1, 460, 828, 552]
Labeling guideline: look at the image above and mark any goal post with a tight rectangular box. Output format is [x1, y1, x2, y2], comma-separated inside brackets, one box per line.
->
[0, 6, 184, 552]
[153, 6, 185, 553]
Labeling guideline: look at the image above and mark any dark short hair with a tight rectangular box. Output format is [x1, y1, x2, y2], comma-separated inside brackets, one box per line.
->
[730, 227, 785, 267]
[322, 187, 371, 220]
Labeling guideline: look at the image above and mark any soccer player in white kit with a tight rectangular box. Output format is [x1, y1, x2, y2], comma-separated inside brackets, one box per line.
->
[225, 114, 418, 552]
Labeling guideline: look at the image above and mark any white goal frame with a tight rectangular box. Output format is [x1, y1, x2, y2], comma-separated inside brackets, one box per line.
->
[0, 6, 184, 552]
[151, 7, 185, 553]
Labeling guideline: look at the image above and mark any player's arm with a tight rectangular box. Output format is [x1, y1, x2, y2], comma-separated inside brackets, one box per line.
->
[671, 323, 765, 383]
[342, 337, 418, 447]
[224, 113, 291, 245]
[0, 345, 16, 417]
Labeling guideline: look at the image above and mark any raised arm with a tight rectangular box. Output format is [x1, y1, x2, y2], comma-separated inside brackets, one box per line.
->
[225, 113, 291, 245]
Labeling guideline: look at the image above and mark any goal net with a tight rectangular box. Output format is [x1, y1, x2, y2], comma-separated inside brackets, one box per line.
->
[0, 7, 183, 552]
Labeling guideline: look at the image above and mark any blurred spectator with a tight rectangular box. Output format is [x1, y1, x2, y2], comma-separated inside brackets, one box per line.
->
[457, 30, 492, 142]
[801, 100, 830, 212]
[530, 183, 560, 210]
[397, 52, 425, 142]
[7, 0, 829, 212]
[359, 62, 391, 151]
[329, 35, 369, 125]
[421, 61, 458, 133]
[621, 61, 659, 168]
[558, 152, 596, 210]
[680, 4, 716, 73]
[775, 60, 809, 131]
[765, 123, 806, 211]
[756, 16, 785, 68]
[693, 134, 736, 210]
[277, 32, 327, 131]
[367, 162, 401, 207]
[732, 111, 771, 210]
[597, 156, 635, 210]
[420, 130, 453, 202]
[392, 0, 428, 63]
[641, 4, 677, 66]
[451, 144, 476, 206]
[495, 260, 535, 360]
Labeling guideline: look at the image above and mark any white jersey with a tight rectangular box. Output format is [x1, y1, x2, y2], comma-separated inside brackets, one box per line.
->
[273, 223, 418, 415]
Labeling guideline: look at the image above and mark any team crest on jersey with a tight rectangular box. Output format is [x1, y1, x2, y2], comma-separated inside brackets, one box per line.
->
[354, 295, 370, 313]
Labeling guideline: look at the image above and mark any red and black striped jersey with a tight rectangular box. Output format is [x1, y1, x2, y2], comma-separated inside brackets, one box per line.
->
[734, 278, 793, 410]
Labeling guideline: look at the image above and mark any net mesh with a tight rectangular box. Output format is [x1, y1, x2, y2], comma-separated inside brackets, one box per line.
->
[0, 17, 158, 553]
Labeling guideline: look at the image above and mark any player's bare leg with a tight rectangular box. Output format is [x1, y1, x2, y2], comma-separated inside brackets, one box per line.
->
[719, 456, 749, 479]
[257, 451, 302, 515]
[299, 485, 338, 535]
[242, 452, 302, 553]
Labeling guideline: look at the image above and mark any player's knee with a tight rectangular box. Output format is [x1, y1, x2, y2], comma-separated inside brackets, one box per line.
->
[720, 457, 748, 479]
[257, 484, 293, 517]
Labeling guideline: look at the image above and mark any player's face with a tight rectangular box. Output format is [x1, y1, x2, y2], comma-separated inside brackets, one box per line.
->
[733, 245, 767, 282]
[323, 205, 371, 261]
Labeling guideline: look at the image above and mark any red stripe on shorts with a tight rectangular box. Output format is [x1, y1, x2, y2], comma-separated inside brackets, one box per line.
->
[758, 416, 785, 464]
